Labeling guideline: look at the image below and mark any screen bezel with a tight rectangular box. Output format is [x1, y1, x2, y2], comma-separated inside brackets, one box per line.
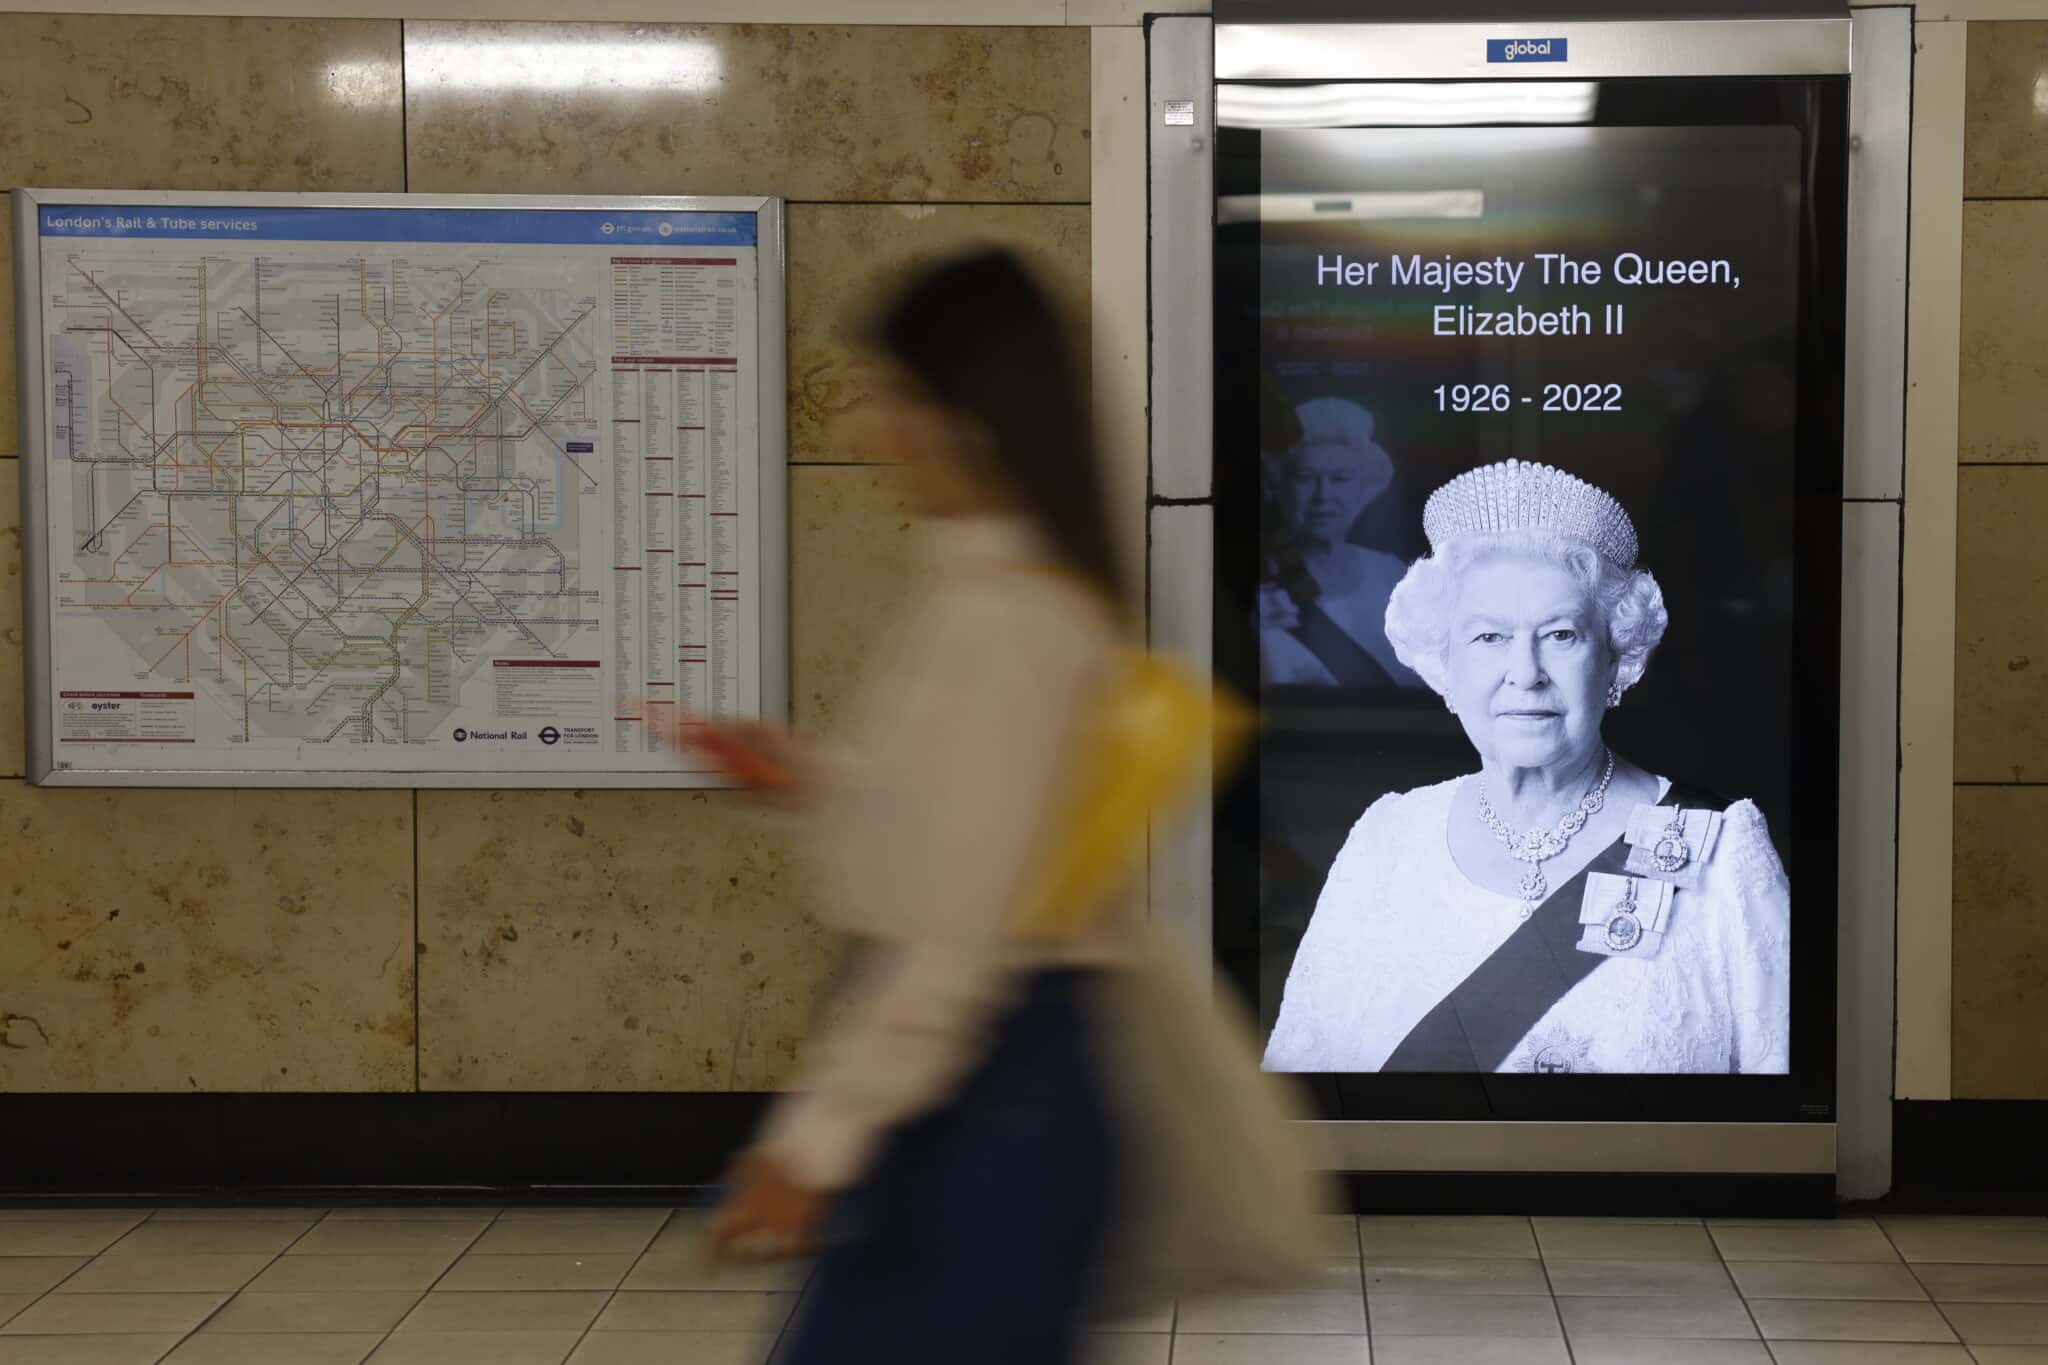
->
[1212, 76, 1848, 1125]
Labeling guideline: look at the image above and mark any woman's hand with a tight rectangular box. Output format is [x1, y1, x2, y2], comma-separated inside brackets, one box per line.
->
[707, 1150, 827, 1263]
[641, 707, 808, 799]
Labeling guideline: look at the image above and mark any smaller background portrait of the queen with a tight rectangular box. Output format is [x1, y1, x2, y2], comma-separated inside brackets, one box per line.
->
[1257, 396, 1427, 691]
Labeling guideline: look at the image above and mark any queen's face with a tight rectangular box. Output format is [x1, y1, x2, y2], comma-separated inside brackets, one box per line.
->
[1445, 554, 1617, 774]
[1281, 440, 1393, 545]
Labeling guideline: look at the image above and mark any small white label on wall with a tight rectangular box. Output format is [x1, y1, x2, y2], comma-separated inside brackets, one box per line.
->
[1163, 99, 1196, 127]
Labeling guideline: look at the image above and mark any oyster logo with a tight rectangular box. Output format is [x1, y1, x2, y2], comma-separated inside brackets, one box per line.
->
[1487, 37, 1568, 63]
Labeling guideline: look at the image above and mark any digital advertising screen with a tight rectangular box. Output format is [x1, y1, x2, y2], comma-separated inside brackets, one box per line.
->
[1213, 80, 1846, 1120]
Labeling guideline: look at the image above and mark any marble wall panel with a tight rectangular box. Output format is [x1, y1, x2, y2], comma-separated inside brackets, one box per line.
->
[415, 786, 823, 1091]
[1964, 21, 2048, 200]
[1954, 786, 2048, 1098]
[1960, 202, 2048, 464]
[1, 464, 20, 779]
[417, 464, 919, 1090]
[0, 14, 406, 458]
[786, 464, 920, 739]
[1955, 467, 2048, 783]
[402, 22, 1089, 203]
[788, 204, 1090, 460]
[0, 782, 414, 1091]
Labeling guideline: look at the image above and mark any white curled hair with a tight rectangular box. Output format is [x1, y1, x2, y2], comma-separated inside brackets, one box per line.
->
[1383, 530, 1668, 701]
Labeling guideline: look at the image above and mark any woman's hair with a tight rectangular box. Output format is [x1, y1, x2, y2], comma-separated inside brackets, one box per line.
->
[1384, 531, 1669, 699]
[868, 248, 1124, 599]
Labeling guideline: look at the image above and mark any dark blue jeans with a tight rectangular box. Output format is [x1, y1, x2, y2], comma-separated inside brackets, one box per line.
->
[774, 970, 1120, 1365]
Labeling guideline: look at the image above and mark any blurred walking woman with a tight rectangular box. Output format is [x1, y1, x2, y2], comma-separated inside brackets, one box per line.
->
[702, 251, 1136, 1364]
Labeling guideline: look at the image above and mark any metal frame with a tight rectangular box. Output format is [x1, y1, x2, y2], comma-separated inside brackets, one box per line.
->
[1150, 14, 1906, 1185]
[1216, 18, 1852, 81]
[12, 188, 789, 788]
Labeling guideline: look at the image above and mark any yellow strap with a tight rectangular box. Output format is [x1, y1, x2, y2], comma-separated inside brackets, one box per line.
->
[1013, 649, 1257, 941]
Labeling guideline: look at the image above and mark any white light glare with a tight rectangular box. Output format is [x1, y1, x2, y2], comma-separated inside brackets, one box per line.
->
[1219, 81, 1599, 129]
[1218, 191, 1485, 225]
[406, 31, 724, 95]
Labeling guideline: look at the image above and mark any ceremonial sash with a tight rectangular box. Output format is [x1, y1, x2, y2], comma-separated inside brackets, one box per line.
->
[1287, 600, 1394, 690]
[1378, 782, 1718, 1073]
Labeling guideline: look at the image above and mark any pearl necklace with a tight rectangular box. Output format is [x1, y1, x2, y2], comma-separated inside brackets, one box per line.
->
[1475, 750, 1616, 915]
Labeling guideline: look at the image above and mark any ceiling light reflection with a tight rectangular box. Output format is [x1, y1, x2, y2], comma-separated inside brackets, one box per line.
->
[1219, 81, 1600, 128]
[406, 31, 724, 95]
[1218, 190, 1486, 225]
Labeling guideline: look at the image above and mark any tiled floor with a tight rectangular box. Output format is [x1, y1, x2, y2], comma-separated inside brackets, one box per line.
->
[2, 1210, 2047, 1363]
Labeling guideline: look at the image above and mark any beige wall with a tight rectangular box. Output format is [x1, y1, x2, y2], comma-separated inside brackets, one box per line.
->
[0, 14, 1092, 1092]
[1951, 21, 2048, 1099]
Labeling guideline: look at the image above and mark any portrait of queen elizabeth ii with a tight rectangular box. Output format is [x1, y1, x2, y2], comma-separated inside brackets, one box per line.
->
[1262, 459, 1791, 1076]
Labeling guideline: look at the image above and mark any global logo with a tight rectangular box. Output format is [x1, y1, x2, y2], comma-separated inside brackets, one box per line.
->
[1488, 37, 1568, 63]
[453, 727, 468, 742]
[540, 726, 562, 746]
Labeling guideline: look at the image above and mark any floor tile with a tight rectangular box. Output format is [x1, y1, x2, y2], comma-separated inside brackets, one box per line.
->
[563, 1333, 775, 1365]
[1357, 1218, 1538, 1261]
[1363, 1260, 1549, 1296]
[287, 1222, 486, 1257]
[1546, 1260, 1736, 1297]
[494, 1208, 672, 1221]
[103, 1223, 312, 1258]
[433, 1254, 633, 1292]
[1729, 1261, 1930, 1300]
[1711, 1220, 1901, 1263]
[1881, 1220, 2048, 1266]
[1972, 1349, 2048, 1364]
[242, 1255, 456, 1293]
[589, 1291, 795, 1333]
[0, 1291, 225, 1335]
[616, 1251, 807, 1294]
[321, 1209, 503, 1221]
[1536, 1219, 1721, 1261]
[362, 1330, 581, 1364]
[199, 1291, 421, 1334]
[0, 1225, 146, 1258]
[1570, 1342, 1772, 1365]
[1368, 1292, 1562, 1337]
[1764, 1346, 1972, 1364]
[466, 1217, 663, 1256]
[1369, 1335, 1569, 1365]
[1091, 1303, 1174, 1333]
[53, 1255, 273, 1294]
[1176, 1288, 1367, 1336]
[148, 1210, 329, 1223]
[394, 1290, 608, 1332]
[0, 1262, 86, 1295]
[1171, 1336, 1368, 1365]
[1746, 1298, 1958, 1342]
[161, 1335, 383, 1365]
[1915, 1264, 2048, 1302]
[1307, 1217, 1363, 1260]
[1560, 1294, 1758, 1340]
[1944, 1303, 2048, 1345]
[1080, 1336, 1173, 1365]
[0, 1336, 186, 1365]
[0, 1302, 27, 1331]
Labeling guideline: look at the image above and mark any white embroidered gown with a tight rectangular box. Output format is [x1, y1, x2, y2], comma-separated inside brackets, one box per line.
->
[1261, 777, 1792, 1075]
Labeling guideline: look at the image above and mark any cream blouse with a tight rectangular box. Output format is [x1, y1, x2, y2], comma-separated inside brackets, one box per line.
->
[759, 516, 1141, 1191]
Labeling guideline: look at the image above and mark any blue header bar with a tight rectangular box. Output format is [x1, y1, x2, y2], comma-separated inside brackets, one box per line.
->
[39, 205, 757, 247]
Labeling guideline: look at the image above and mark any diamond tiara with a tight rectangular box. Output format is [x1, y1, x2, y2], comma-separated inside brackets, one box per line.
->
[1421, 459, 1639, 570]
